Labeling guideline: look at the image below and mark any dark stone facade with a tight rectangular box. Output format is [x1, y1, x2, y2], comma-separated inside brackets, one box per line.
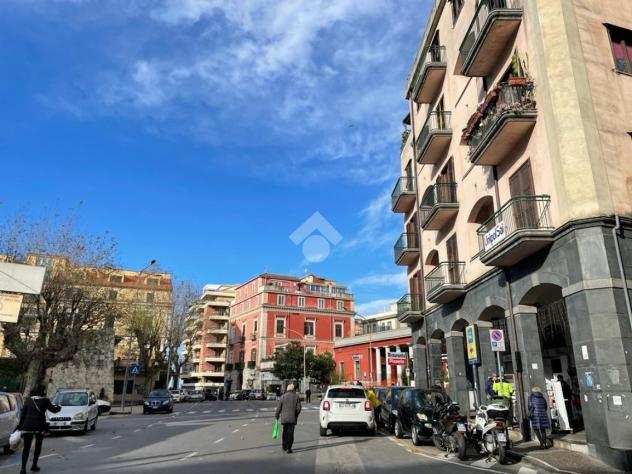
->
[408, 218, 632, 470]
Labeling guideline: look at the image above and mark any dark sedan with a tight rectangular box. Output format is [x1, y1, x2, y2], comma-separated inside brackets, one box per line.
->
[378, 386, 406, 433]
[143, 389, 174, 414]
[394, 388, 450, 445]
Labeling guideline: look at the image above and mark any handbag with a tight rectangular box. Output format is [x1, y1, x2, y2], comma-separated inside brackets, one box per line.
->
[9, 430, 22, 450]
[271, 419, 280, 439]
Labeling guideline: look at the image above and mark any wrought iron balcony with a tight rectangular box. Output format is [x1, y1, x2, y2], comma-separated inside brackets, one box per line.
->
[391, 177, 416, 213]
[420, 183, 459, 230]
[425, 262, 466, 304]
[464, 81, 536, 166]
[411, 45, 447, 104]
[458, 0, 523, 77]
[393, 233, 420, 266]
[396, 293, 424, 323]
[477, 195, 554, 266]
[415, 111, 452, 165]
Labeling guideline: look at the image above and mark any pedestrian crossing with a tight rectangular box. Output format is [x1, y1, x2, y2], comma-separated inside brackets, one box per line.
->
[170, 405, 319, 416]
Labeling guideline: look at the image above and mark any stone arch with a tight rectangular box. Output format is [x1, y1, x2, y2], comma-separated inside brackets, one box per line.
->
[467, 195, 495, 224]
[416, 335, 427, 346]
[430, 328, 445, 340]
[478, 305, 506, 323]
[421, 185, 435, 207]
[518, 282, 563, 306]
[425, 249, 439, 266]
[451, 318, 469, 332]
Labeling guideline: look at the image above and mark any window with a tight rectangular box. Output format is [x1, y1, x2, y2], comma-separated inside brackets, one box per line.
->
[277, 294, 286, 306]
[298, 296, 305, 307]
[354, 359, 360, 379]
[254, 320, 258, 334]
[108, 290, 118, 301]
[327, 387, 366, 399]
[336, 300, 344, 311]
[275, 318, 285, 335]
[146, 292, 154, 303]
[451, 0, 464, 25]
[250, 348, 257, 362]
[304, 320, 315, 337]
[147, 277, 159, 286]
[317, 298, 325, 309]
[334, 322, 344, 339]
[607, 24, 632, 74]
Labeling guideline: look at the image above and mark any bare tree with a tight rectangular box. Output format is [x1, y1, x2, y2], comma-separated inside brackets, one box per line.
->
[0, 211, 118, 394]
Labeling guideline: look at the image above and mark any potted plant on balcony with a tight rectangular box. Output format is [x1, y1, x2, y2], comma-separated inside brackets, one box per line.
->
[508, 51, 529, 86]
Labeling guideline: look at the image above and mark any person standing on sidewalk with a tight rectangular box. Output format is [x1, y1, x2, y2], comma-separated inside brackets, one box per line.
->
[16, 385, 61, 474]
[305, 387, 311, 404]
[528, 386, 551, 449]
[367, 388, 381, 427]
[275, 384, 301, 454]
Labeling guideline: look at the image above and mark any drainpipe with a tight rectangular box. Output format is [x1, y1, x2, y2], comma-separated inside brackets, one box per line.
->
[613, 215, 632, 327]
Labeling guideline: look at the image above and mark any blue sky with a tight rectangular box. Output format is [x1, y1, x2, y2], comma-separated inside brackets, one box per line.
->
[1, 0, 428, 315]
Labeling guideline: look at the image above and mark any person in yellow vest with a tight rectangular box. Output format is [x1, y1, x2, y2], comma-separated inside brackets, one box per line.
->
[493, 377, 514, 399]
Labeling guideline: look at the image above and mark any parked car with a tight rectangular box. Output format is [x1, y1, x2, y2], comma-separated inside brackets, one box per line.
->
[143, 389, 174, 414]
[186, 390, 205, 402]
[319, 385, 375, 436]
[0, 393, 20, 453]
[228, 392, 239, 400]
[169, 389, 186, 403]
[236, 390, 251, 400]
[379, 386, 406, 433]
[47, 389, 99, 434]
[249, 389, 266, 401]
[393, 388, 449, 445]
[96, 399, 111, 415]
[203, 389, 218, 401]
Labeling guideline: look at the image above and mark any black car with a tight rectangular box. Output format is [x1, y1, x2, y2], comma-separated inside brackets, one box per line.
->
[379, 386, 406, 432]
[203, 389, 218, 401]
[143, 389, 174, 414]
[394, 388, 451, 445]
[248, 389, 266, 401]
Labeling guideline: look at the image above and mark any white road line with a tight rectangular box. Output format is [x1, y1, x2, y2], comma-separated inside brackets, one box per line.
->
[111, 435, 122, 440]
[187, 411, 196, 414]
[517, 467, 538, 474]
[214, 437, 225, 444]
[232, 409, 239, 412]
[246, 408, 254, 412]
[134, 429, 141, 432]
[242, 423, 249, 427]
[219, 409, 225, 413]
[203, 410, 211, 413]
[515, 453, 580, 474]
[80, 444, 95, 449]
[232, 429, 239, 433]
[179, 451, 198, 461]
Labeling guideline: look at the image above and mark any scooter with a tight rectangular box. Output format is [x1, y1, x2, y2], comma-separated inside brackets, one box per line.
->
[430, 400, 468, 460]
[469, 396, 511, 464]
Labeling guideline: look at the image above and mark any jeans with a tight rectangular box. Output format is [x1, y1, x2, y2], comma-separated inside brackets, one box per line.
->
[282, 423, 296, 451]
[21, 433, 44, 470]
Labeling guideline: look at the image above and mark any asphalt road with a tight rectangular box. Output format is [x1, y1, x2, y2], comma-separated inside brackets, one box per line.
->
[0, 400, 569, 473]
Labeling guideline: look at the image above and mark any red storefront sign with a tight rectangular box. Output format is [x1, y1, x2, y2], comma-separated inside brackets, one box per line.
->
[387, 351, 407, 366]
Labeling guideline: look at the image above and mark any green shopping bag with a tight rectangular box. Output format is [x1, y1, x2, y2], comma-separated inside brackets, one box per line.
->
[272, 419, 280, 439]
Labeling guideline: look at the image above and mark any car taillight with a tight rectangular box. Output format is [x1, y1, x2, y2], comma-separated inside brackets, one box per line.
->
[323, 400, 330, 411]
[364, 400, 372, 411]
[495, 421, 505, 429]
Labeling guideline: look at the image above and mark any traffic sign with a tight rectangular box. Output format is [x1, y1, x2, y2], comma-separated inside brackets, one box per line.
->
[387, 352, 407, 366]
[489, 329, 505, 352]
[129, 363, 142, 376]
[466, 325, 479, 364]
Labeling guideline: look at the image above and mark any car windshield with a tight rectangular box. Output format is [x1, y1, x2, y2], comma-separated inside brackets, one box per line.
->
[327, 388, 365, 399]
[415, 390, 449, 406]
[54, 392, 88, 406]
[149, 390, 170, 398]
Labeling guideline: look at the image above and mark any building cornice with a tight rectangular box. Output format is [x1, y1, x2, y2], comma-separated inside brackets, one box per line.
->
[334, 327, 411, 348]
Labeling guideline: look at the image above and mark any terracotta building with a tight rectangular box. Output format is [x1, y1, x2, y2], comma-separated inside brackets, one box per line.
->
[392, 0, 632, 469]
[181, 284, 236, 392]
[334, 303, 413, 386]
[226, 273, 354, 393]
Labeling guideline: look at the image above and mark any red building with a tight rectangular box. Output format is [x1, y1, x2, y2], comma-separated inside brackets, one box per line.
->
[226, 273, 354, 392]
[334, 303, 414, 387]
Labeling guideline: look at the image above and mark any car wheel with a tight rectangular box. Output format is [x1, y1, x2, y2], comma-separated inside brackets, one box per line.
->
[319, 426, 328, 437]
[497, 441, 507, 465]
[91, 417, 97, 431]
[394, 419, 404, 439]
[456, 433, 467, 460]
[411, 425, 421, 446]
[81, 421, 88, 434]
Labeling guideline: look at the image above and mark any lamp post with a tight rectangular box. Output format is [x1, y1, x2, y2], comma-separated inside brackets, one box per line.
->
[282, 327, 309, 393]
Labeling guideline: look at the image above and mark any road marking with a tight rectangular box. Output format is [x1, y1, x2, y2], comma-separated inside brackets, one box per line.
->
[214, 437, 225, 444]
[242, 423, 249, 427]
[187, 411, 196, 414]
[232, 409, 239, 412]
[134, 429, 141, 432]
[180, 451, 198, 461]
[111, 435, 122, 440]
[471, 458, 497, 469]
[219, 409, 225, 413]
[514, 453, 580, 474]
[80, 444, 95, 449]
[204, 410, 211, 413]
[517, 467, 538, 474]
[232, 429, 239, 433]
[246, 408, 254, 412]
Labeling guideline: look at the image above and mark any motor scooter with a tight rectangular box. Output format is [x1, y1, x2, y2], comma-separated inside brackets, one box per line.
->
[469, 396, 511, 464]
[430, 400, 468, 460]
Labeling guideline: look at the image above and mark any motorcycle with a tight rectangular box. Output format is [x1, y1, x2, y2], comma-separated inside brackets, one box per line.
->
[430, 400, 468, 460]
[469, 396, 512, 464]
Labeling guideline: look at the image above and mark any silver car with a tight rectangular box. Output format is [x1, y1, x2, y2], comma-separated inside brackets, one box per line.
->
[0, 393, 20, 453]
[47, 390, 98, 434]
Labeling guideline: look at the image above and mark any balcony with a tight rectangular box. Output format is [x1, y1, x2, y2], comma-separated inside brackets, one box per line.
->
[391, 177, 416, 213]
[458, 0, 523, 77]
[425, 262, 466, 304]
[206, 341, 226, 349]
[396, 293, 424, 323]
[420, 183, 459, 230]
[205, 356, 225, 363]
[464, 81, 536, 166]
[209, 327, 228, 335]
[477, 195, 554, 266]
[411, 46, 447, 104]
[415, 111, 452, 165]
[394, 233, 420, 266]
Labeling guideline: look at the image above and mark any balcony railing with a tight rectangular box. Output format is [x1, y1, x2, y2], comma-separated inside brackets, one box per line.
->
[477, 195, 553, 265]
[420, 182, 459, 230]
[465, 81, 536, 165]
[391, 177, 416, 213]
[411, 45, 447, 104]
[396, 293, 424, 322]
[458, 0, 523, 76]
[415, 111, 452, 165]
[425, 262, 466, 303]
[393, 233, 420, 266]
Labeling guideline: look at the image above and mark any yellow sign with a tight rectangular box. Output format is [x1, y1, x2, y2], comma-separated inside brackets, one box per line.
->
[466, 325, 479, 364]
[0, 293, 24, 323]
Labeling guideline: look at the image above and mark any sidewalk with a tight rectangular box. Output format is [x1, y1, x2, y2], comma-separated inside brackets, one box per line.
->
[109, 404, 144, 416]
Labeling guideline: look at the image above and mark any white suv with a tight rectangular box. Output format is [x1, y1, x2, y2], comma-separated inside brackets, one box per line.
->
[319, 385, 375, 436]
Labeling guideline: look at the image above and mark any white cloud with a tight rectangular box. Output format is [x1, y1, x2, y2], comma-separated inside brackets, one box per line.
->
[344, 187, 400, 250]
[355, 298, 395, 316]
[352, 272, 406, 287]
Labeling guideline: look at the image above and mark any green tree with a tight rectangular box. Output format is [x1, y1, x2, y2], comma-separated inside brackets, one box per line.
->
[271, 341, 304, 383]
[308, 352, 336, 386]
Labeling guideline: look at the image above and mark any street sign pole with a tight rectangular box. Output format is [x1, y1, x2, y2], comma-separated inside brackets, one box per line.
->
[496, 351, 503, 379]
[120, 365, 129, 413]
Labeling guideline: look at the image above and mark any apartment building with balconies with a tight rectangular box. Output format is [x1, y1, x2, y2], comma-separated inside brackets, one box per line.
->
[181, 284, 236, 393]
[392, 0, 632, 469]
[226, 273, 354, 394]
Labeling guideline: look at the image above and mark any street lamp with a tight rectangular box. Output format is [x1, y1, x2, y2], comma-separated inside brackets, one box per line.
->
[283, 327, 310, 394]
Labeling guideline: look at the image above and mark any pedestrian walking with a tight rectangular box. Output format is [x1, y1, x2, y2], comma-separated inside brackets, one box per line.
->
[305, 388, 311, 404]
[275, 384, 301, 454]
[528, 386, 552, 449]
[16, 385, 61, 474]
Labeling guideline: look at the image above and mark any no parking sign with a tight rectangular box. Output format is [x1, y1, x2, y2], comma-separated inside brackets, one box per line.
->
[489, 329, 505, 352]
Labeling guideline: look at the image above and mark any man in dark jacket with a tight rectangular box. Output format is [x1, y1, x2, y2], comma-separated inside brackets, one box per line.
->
[17, 385, 61, 474]
[485, 373, 497, 399]
[275, 384, 301, 454]
[528, 386, 551, 448]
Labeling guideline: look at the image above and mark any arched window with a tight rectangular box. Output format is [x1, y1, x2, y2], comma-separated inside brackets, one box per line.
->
[250, 348, 257, 362]
[467, 195, 494, 225]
